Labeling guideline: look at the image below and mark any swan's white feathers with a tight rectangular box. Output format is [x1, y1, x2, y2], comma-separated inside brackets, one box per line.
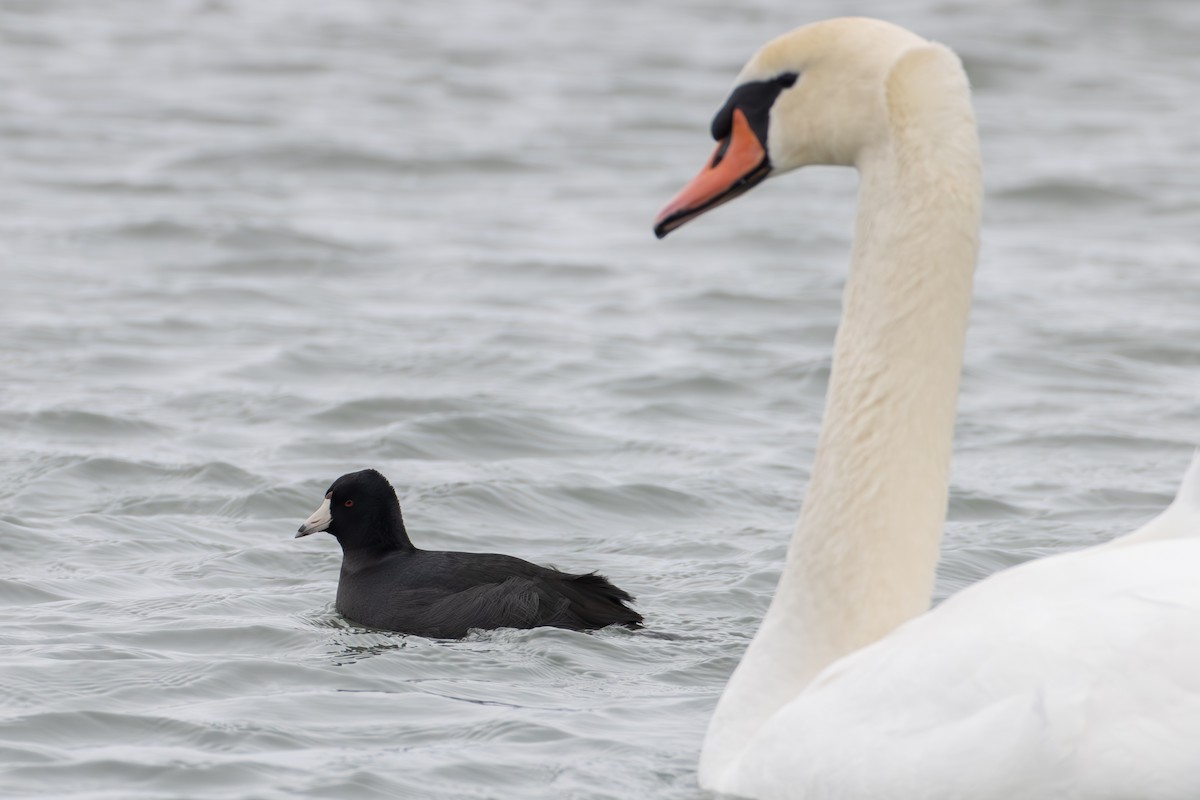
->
[1175, 447, 1200, 511]
[728, 538, 1200, 799]
[1108, 450, 1200, 547]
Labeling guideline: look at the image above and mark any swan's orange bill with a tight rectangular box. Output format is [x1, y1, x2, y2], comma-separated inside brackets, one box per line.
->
[653, 108, 770, 239]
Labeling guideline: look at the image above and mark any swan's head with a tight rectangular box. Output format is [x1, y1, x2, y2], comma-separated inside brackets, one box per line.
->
[654, 18, 929, 238]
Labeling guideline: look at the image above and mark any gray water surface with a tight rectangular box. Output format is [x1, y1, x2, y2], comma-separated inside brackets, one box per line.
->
[3, 1, 1200, 798]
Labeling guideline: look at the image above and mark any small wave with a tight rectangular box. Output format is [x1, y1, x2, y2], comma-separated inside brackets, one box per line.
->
[387, 412, 612, 462]
[79, 217, 368, 256]
[307, 395, 477, 429]
[160, 141, 538, 178]
[0, 579, 68, 606]
[14, 409, 168, 440]
[605, 371, 752, 400]
[667, 287, 795, 314]
[947, 490, 1029, 520]
[994, 177, 1143, 208]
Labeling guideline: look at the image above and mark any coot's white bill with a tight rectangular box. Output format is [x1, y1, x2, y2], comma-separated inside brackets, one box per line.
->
[296, 494, 331, 538]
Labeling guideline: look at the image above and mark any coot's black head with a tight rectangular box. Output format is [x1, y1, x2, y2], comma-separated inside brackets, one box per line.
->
[296, 469, 413, 552]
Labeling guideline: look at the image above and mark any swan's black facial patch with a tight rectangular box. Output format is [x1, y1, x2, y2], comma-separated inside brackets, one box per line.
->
[710, 72, 798, 151]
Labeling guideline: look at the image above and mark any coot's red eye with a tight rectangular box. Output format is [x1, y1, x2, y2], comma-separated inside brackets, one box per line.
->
[344, 499, 354, 508]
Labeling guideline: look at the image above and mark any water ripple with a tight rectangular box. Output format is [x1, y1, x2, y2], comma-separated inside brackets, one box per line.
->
[3, 1, 1199, 799]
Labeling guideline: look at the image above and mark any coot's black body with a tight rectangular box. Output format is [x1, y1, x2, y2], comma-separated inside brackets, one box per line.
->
[296, 469, 643, 638]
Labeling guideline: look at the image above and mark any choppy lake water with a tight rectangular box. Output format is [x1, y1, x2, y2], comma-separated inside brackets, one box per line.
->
[3, 0, 1199, 797]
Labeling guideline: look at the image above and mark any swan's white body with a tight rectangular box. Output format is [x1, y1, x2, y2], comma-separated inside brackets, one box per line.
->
[725, 500, 1200, 800]
[654, 17, 1200, 800]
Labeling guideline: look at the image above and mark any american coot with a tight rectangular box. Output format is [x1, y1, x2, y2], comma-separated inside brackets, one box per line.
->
[296, 469, 643, 638]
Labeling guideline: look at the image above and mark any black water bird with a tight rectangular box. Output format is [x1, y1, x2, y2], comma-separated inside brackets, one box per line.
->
[295, 469, 643, 638]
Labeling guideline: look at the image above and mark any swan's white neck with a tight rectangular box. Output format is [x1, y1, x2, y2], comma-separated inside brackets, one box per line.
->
[700, 44, 982, 787]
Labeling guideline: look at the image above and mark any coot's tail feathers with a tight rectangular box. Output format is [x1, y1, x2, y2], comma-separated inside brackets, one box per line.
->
[556, 571, 644, 630]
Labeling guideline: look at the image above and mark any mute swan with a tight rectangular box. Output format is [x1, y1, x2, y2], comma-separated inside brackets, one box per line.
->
[654, 17, 1200, 800]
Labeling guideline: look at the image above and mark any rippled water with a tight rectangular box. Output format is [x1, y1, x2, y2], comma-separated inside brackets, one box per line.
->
[3, 0, 1200, 797]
